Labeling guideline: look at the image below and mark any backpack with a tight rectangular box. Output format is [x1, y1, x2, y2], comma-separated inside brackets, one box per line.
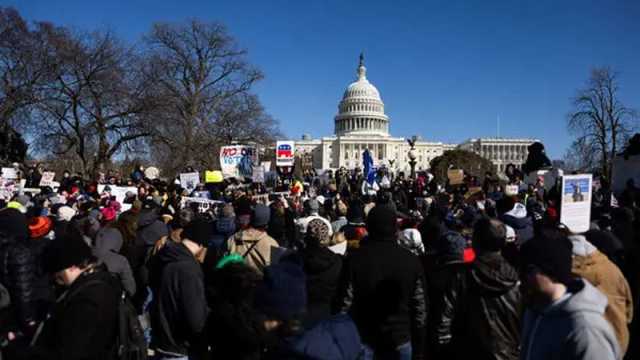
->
[63, 276, 148, 360]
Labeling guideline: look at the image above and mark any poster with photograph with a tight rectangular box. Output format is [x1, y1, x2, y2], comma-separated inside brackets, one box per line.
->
[219, 145, 257, 179]
[179, 172, 200, 194]
[560, 174, 592, 233]
[39, 172, 56, 187]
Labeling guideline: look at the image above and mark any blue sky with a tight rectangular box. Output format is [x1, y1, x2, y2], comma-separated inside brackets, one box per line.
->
[5, 0, 639, 158]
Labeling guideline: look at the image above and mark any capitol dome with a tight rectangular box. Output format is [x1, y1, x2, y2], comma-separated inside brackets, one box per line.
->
[335, 54, 390, 137]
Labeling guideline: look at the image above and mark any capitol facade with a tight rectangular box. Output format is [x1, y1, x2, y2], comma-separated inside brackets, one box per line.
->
[295, 54, 535, 172]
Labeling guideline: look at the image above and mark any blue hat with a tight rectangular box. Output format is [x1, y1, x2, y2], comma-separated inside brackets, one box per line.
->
[255, 257, 307, 320]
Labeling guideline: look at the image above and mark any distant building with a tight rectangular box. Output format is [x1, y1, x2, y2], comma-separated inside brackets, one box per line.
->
[457, 137, 538, 172]
[296, 54, 455, 172]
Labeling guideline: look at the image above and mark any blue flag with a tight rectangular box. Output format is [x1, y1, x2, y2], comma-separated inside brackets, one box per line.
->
[363, 149, 376, 185]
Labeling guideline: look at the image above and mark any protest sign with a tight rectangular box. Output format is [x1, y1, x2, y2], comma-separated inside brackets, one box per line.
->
[97, 185, 137, 205]
[1, 167, 17, 180]
[219, 145, 257, 179]
[205, 170, 224, 183]
[39, 172, 56, 187]
[144, 166, 160, 180]
[252, 165, 265, 183]
[276, 141, 295, 167]
[447, 169, 464, 185]
[0, 179, 17, 200]
[560, 174, 592, 233]
[505, 185, 519, 196]
[180, 197, 224, 213]
[179, 172, 200, 193]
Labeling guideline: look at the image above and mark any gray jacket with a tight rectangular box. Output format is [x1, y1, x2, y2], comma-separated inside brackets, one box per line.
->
[520, 279, 620, 360]
[93, 227, 137, 296]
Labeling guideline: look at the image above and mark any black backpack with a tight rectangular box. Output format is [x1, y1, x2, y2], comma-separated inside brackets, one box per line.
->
[63, 276, 148, 360]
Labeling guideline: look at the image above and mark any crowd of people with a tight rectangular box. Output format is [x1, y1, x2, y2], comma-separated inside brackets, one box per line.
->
[0, 161, 639, 360]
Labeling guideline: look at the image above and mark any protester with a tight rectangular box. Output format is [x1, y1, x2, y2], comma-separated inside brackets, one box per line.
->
[519, 228, 620, 360]
[92, 227, 137, 296]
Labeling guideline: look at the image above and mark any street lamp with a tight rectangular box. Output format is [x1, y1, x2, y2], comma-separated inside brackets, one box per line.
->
[407, 135, 418, 180]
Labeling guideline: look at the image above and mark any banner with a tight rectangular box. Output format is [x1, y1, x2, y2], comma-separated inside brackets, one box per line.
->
[180, 197, 224, 213]
[97, 185, 138, 205]
[1, 167, 17, 180]
[219, 145, 257, 179]
[560, 174, 592, 233]
[179, 172, 200, 193]
[39, 172, 56, 187]
[276, 141, 295, 167]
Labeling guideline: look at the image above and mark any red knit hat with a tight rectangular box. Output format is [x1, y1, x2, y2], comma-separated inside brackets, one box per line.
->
[28, 216, 53, 239]
[100, 207, 116, 222]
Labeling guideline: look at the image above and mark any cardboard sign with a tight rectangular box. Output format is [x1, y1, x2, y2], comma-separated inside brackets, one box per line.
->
[447, 169, 464, 185]
[1, 167, 17, 180]
[205, 170, 223, 183]
[276, 141, 295, 167]
[179, 172, 200, 193]
[219, 145, 257, 179]
[560, 174, 592, 233]
[39, 172, 56, 187]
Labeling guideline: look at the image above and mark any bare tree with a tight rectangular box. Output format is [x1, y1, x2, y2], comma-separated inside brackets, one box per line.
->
[144, 20, 279, 174]
[568, 67, 637, 178]
[32, 28, 156, 176]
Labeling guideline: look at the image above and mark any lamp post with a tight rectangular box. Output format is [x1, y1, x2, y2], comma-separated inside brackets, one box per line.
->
[407, 135, 418, 180]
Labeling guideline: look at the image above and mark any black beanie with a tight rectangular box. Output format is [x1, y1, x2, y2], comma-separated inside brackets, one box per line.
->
[43, 230, 93, 273]
[181, 218, 214, 246]
[520, 228, 573, 285]
[255, 256, 307, 321]
[366, 205, 397, 240]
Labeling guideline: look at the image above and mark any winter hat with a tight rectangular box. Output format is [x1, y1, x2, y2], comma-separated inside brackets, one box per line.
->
[306, 218, 330, 246]
[100, 207, 117, 222]
[436, 230, 466, 263]
[255, 256, 307, 321]
[57, 206, 77, 222]
[0, 208, 29, 241]
[366, 205, 397, 240]
[304, 199, 320, 214]
[473, 217, 507, 252]
[6, 201, 26, 214]
[215, 253, 244, 270]
[252, 204, 271, 228]
[520, 229, 574, 285]
[43, 231, 93, 273]
[28, 216, 53, 239]
[181, 218, 214, 246]
[14, 194, 31, 209]
[398, 228, 425, 255]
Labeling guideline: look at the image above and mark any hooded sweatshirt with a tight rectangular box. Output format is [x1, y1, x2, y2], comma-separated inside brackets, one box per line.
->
[500, 203, 534, 244]
[569, 234, 633, 355]
[520, 279, 620, 360]
[93, 227, 136, 296]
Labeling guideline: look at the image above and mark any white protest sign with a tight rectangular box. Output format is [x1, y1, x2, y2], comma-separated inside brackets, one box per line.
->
[39, 172, 56, 187]
[180, 197, 224, 213]
[97, 185, 138, 205]
[560, 174, 592, 233]
[179, 172, 200, 194]
[253, 165, 265, 183]
[219, 145, 257, 179]
[505, 185, 519, 196]
[0, 179, 17, 200]
[1, 167, 17, 180]
[276, 141, 295, 167]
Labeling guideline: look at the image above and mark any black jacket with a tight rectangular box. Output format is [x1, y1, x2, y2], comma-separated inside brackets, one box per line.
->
[0, 237, 38, 331]
[459, 252, 521, 360]
[301, 245, 343, 326]
[28, 268, 120, 360]
[337, 237, 427, 358]
[149, 241, 208, 357]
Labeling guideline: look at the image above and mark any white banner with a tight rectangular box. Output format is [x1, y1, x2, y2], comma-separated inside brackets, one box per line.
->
[1, 167, 18, 180]
[219, 145, 257, 179]
[97, 185, 138, 205]
[276, 141, 295, 167]
[180, 197, 224, 213]
[560, 174, 592, 233]
[179, 172, 200, 194]
[39, 172, 56, 187]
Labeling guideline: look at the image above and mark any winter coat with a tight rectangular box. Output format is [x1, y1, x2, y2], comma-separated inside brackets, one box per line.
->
[570, 235, 633, 355]
[459, 252, 521, 360]
[211, 216, 236, 250]
[500, 203, 534, 244]
[149, 241, 208, 357]
[337, 235, 427, 358]
[300, 245, 343, 326]
[262, 314, 363, 360]
[520, 279, 620, 360]
[93, 227, 136, 296]
[28, 268, 120, 360]
[227, 229, 282, 276]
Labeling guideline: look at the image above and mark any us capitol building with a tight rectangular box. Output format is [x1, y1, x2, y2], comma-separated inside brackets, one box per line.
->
[295, 54, 536, 173]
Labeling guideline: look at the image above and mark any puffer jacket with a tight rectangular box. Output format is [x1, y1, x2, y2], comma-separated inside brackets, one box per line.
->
[301, 245, 343, 326]
[227, 229, 282, 276]
[93, 227, 136, 296]
[459, 251, 521, 360]
[570, 234, 633, 355]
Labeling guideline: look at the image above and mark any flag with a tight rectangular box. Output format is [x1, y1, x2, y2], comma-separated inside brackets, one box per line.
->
[363, 149, 376, 185]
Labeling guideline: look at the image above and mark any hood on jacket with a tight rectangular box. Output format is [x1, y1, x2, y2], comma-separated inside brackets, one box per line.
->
[93, 227, 123, 256]
[156, 241, 195, 266]
[568, 234, 597, 257]
[435, 230, 465, 264]
[543, 279, 607, 318]
[505, 203, 527, 219]
[137, 208, 160, 228]
[469, 252, 519, 295]
[302, 246, 341, 276]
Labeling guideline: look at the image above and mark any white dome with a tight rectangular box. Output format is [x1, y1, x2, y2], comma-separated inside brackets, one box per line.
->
[334, 54, 389, 137]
